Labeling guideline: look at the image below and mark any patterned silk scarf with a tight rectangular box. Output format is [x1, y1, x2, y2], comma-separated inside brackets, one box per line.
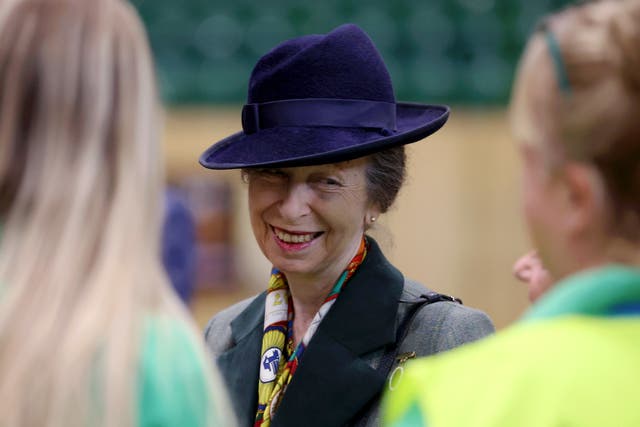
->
[254, 236, 368, 427]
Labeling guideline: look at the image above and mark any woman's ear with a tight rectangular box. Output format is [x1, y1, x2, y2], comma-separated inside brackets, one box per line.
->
[559, 163, 607, 238]
[364, 205, 382, 228]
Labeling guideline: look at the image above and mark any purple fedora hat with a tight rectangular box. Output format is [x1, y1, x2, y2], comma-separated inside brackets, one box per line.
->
[199, 23, 449, 170]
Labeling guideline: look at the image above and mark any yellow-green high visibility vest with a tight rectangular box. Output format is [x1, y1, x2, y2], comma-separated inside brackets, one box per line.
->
[382, 266, 640, 427]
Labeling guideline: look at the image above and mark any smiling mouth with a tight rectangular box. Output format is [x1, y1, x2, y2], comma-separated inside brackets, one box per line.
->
[272, 226, 324, 244]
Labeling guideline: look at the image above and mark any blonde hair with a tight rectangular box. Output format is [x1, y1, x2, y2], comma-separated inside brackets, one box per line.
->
[0, 0, 231, 426]
[511, 0, 640, 241]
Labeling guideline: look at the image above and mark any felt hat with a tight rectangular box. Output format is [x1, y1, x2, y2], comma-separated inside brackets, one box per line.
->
[199, 23, 449, 169]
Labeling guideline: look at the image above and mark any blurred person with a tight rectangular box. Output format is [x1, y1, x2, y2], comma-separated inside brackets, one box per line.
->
[162, 188, 197, 303]
[382, 1, 640, 426]
[0, 0, 233, 426]
[513, 250, 554, 302]
[200, 24, 494, 427]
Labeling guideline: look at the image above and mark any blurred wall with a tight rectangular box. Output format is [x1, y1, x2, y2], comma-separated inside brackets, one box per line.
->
[164, 107, 531, 329]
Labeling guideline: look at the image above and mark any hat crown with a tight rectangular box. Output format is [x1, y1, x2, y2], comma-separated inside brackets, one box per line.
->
[247, 24, 395, 104]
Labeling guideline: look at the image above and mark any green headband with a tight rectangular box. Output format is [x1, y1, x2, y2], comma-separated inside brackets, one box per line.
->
[544, 29, 571, 94]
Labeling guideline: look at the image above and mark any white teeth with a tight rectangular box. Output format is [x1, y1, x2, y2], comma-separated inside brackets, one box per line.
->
[274, 228, 315, 243]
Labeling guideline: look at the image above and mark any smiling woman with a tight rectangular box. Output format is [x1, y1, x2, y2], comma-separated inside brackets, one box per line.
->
[201, 24, 495, 427]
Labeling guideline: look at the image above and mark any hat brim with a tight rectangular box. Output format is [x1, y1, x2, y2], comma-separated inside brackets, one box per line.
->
[199, 103, 449, 169]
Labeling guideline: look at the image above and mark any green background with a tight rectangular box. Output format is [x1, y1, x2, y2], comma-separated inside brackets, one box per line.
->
[132, 0, 574, 105]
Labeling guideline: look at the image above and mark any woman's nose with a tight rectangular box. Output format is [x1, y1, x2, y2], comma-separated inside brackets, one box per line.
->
[278, 183, 311, 220]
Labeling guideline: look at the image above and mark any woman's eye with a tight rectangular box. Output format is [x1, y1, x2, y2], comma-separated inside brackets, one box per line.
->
[314, 177, 342, 188]
[249, 169, 289, 184]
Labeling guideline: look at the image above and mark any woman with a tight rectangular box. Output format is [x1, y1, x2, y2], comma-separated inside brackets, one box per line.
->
[383, 1, 640, 426]
[0, 0, 232, 425]
[201, 24, 494, 427]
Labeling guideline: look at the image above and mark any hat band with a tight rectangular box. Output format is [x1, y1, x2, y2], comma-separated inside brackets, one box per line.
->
[241, 98, 397, 135]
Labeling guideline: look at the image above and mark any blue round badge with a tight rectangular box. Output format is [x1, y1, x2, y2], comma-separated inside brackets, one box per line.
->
[260, 347, 282, 383]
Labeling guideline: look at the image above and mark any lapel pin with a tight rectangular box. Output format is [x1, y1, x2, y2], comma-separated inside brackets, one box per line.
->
[388, 351, 417, 391]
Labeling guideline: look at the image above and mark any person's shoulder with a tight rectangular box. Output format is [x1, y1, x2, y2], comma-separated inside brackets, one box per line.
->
[203, 293, 262, 354]
[141, 315, 211, 382]
[143, 315, 200, 357]
[139, 316, 215, 427]
[388, 317, 640, 427]
[402, 278, 495, 353]
[403, 316, 631, 396]
[384, 322, 547, 427]
[407, 321, 540, 374]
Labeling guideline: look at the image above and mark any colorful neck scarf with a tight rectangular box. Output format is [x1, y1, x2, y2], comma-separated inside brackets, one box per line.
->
[254, 236, 368, 427]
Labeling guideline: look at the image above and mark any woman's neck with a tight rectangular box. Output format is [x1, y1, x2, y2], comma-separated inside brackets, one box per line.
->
[559, 237, 640, 281]
[286, 269, 346, 346]
[607, 238, 640, 268]
[284, 235, 365, 344]
[288, 272, 337, 318]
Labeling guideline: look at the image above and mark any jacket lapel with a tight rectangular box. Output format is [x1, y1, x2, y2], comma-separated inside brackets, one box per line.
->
[217, 293, 266, 427]
[272, 237, 404, 427]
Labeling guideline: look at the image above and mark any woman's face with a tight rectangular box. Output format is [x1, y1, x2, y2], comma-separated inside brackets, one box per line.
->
[512, 36, 569, 281]
[519, 143, 560, 261]
[247, 158, 377, 284]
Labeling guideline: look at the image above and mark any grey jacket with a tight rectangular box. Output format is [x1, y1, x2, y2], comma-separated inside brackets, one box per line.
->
[205, 238, 494, 427]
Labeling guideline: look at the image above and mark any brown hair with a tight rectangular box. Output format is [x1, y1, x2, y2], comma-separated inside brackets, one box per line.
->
[365, 146, 406, 213]
[511, 0, 640, 240]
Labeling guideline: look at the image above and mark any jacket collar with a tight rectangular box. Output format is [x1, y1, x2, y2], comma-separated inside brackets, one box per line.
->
[218, 236, 404, 427]
[312, 236, 404, 354]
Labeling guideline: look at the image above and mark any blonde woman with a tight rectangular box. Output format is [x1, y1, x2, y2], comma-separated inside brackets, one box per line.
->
[383, 0, 640, 426]
[0, 0, 232, 426]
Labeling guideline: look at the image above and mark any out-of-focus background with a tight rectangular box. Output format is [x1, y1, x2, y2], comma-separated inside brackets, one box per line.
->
[136, 0, 573, 329]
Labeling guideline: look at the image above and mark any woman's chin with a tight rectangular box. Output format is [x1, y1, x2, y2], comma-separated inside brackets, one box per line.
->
[270, 259, 317, 278]
[266, 244, 325, 278]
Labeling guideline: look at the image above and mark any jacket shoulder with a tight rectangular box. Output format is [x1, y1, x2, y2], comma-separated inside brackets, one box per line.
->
[203, 295, 260, 355]
[400, 279, 495, 356]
